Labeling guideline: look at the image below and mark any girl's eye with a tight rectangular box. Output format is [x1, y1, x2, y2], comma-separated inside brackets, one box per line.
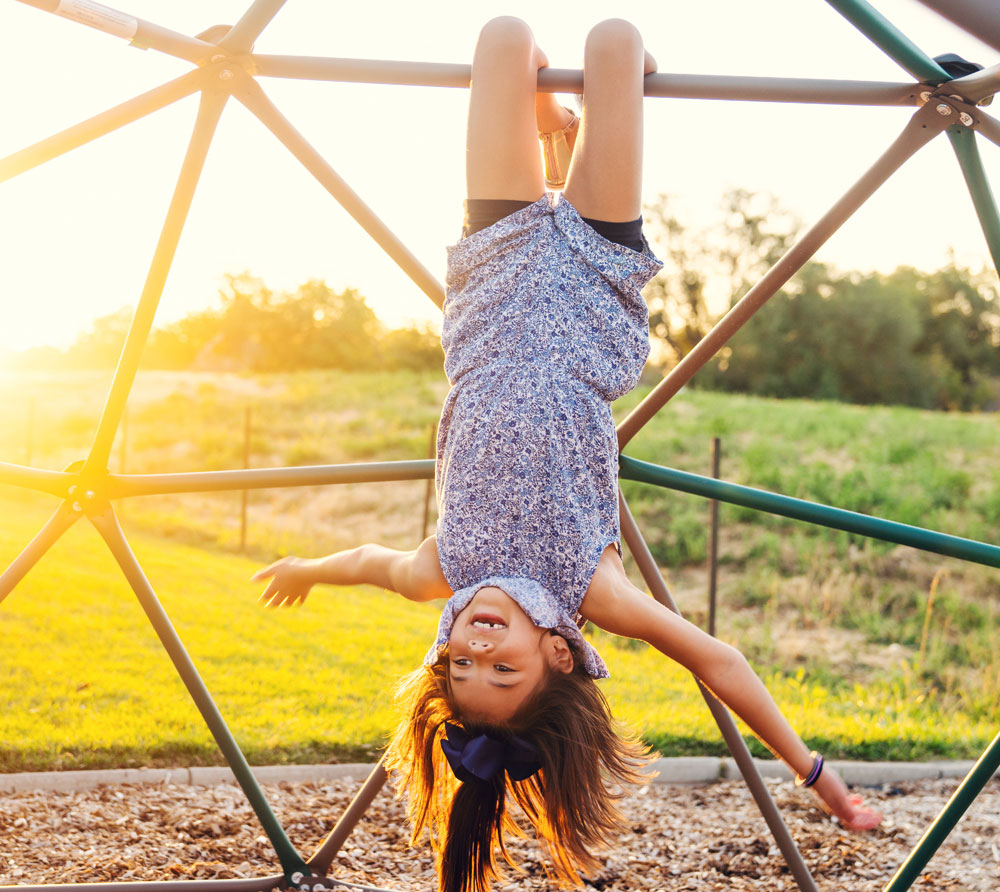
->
[453, 658, 471, 667]
[494, 665, 513, 672]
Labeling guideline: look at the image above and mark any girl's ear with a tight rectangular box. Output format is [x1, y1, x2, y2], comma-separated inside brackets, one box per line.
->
[545, 632, 575, 674]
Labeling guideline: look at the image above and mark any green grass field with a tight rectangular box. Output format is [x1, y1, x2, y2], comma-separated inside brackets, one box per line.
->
[1, 370, 998, 771]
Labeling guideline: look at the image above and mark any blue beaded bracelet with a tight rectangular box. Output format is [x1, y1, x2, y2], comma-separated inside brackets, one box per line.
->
[795, 752, 824, 788]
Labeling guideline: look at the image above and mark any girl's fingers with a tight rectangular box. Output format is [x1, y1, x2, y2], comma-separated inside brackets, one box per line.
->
[845, 809, 883, 831]
[259, 580, 279, 605]
[841, 796, 883, 831]
[250, 562, 279, 582]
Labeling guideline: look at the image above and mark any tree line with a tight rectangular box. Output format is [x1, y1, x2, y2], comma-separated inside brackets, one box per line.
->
[15, 274, 444, 374]
[644, 190, 1000, 411]
[13, 191, 1000, 410]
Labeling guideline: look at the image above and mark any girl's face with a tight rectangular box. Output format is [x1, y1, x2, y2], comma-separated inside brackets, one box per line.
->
[447, 586, 573, 722]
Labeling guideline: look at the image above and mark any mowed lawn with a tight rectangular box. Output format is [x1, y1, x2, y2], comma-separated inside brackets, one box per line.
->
[1, 484, 996, 772]
[1, 370, 999, 771]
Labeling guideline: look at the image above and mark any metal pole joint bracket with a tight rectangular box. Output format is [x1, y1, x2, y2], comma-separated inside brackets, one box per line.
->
[920, 91, 983, 128]
[63, 460, 111, 507]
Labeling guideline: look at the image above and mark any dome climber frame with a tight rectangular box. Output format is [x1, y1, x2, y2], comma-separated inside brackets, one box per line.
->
[2, 1, 1000, 891]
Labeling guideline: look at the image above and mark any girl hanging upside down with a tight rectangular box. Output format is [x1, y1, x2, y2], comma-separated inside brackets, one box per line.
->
[253, 16, 882, 892]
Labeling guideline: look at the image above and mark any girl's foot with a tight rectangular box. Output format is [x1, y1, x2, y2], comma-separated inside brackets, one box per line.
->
[539, 109, 579, 190]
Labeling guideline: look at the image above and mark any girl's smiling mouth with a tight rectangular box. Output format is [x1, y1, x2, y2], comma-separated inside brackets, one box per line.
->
[471, 612, 507, 630]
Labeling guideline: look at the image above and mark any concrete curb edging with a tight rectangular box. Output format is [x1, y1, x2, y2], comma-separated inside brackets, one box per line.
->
[647, 756, 985, 785]
[0, 764, 375, 794]
[1, 758, 993, 794]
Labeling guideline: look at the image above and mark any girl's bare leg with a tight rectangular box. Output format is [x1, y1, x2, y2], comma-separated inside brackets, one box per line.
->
[563, 19, 656, 222]
[466, 17, 547, 202]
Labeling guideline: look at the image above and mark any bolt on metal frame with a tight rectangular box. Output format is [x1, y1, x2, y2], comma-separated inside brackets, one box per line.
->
[1, 1, 999, 891]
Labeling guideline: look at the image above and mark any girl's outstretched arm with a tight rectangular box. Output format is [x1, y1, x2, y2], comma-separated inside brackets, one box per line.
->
[581, 547, 882, 831]
[252, 536, 451, 607]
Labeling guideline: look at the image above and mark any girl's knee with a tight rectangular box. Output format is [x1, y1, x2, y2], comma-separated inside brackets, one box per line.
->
[585, 18, 643, 61]
[476, 16, 536, 57]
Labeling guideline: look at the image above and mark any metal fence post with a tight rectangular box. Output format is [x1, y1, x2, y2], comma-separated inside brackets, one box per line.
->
[708, 436, 721, 637]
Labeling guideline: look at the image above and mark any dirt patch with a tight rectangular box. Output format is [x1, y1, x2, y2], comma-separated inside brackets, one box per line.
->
[1, 776, 997, 890]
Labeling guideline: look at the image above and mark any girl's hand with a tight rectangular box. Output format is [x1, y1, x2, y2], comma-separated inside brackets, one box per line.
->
[810, 765, 883, 831]
[836, 794, 884, 831]
[251, 556, 319, 608]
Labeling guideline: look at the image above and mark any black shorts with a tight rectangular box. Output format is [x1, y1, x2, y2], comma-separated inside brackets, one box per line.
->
[463, 198, 646, 253]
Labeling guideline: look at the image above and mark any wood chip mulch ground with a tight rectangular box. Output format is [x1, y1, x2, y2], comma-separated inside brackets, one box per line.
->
[1, 776, 998, 890]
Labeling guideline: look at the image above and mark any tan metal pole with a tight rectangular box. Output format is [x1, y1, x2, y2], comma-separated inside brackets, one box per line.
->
[229, 72, 446, 310]
[0, 68, 208, 183]
[218, 0, 288, 53]
[0, 501, 80, 604]
[619, 493, 819, 892]
[616, 100, 952, 448]
[82, 88, 229, 478]
[307, 761, 391, 872]
[253, 56, 918, 106]
[14, 0, 217, 65]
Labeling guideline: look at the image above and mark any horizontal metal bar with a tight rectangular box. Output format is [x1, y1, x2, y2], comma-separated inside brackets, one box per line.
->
[106, 459, 435, 497]
[640, 73, 918, 106]
[0, 68, 207, 183]
[619, 455, 1000, 569]
[252, 55, 919, 106]
[14, 0, 219, 65]
[0, 461, 73, 498]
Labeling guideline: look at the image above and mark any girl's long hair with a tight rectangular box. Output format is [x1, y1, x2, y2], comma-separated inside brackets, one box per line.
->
[384, 652, 652, 892]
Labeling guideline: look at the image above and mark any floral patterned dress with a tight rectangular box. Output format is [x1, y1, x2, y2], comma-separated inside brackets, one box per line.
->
[425, 194, 663, 678]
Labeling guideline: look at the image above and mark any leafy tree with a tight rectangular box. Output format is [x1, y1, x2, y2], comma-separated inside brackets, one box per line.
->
[643, 189, 800, 366]
[643, 189, 999, 410]
[381, 323, 444, 371]
[187, 274, 382, 372]
[699, 262, 999, 409]
[60, 306, 134, 369]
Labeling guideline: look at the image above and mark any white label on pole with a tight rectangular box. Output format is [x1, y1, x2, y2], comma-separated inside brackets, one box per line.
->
[55, 0, 139, 41]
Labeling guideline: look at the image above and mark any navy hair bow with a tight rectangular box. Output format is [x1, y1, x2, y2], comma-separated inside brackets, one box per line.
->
[440, 722, 542, 783]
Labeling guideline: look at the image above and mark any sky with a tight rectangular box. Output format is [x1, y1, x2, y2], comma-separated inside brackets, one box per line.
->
[1, 0, 999, 352]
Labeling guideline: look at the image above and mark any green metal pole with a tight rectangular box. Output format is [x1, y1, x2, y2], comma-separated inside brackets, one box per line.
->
[89, 505, 309, 880]
[824, 0, 950, 83]
[618, 455, 1000, 569]
[947, 127, 1000, 273]
[883, 731, 1000, 891]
